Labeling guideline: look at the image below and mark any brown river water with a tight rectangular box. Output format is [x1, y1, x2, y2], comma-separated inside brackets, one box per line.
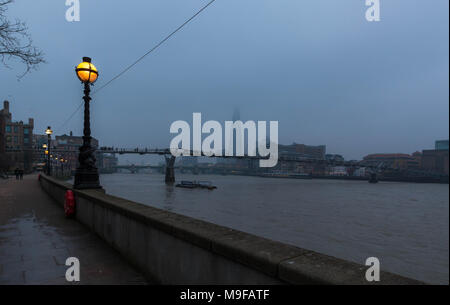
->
[100, 173, 449, 284]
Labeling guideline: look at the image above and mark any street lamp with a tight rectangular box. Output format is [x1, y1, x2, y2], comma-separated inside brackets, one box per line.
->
[73, 57, 102, 189]
[60, 158, 64, 176]
[45, 126, 52, 175]
[42, 144, 48, 174]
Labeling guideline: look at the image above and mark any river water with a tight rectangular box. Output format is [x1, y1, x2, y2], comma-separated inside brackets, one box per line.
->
[100, 173, 449, 284]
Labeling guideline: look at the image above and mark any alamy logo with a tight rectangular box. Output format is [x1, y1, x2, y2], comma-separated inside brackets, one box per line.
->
[365, 0, 381, 22]
[365, 257, 380, 282]
[65, 257, 80, 282]
[169, 113, 279, 167]
[65, 0, 80, 22]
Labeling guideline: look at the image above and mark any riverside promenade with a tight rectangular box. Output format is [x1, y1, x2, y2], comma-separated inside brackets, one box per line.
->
[0, 174, 147, 285]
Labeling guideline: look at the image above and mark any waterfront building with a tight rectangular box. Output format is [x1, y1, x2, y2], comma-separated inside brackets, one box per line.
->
[279, 143, 326, 160]
[411, 151, 422, 168]
[269, 143, 327, 175]
[99, 153, 118, 173]
[352, 167, 367, 177]
[435, 140, 449, 151]
[421, 149, 449, 175]
[328, 166, 348, 176]
[0, 100, 34, 172]
[362, 153, 420, 170]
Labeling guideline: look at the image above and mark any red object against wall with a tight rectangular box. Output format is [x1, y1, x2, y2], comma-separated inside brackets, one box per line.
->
[64, 190, 76, 218]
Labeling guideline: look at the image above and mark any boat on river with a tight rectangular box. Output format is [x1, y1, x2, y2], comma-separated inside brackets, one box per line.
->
[176, 181, 217, 190]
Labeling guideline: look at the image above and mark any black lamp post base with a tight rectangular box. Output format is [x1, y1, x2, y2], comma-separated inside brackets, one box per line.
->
[74, 168, 102, 190]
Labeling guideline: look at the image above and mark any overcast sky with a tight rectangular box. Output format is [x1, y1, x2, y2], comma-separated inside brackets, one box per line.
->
[0, 0, 448, 160]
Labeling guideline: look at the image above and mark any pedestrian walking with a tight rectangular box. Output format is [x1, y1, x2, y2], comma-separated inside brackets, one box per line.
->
[14, 168, 19, 180]
[19, 169, 24, 180]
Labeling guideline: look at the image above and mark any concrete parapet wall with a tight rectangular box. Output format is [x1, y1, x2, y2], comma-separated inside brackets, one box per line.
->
[39, 174, 424, 285]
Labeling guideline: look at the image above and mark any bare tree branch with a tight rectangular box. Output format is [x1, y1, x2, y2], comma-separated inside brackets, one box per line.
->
[0, 0, 45, 79]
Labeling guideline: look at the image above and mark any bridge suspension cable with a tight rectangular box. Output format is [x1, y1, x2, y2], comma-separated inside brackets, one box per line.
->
[55, 102, 83, 133]
[54, 0, 217, 133]
[93, 0, 217, 95]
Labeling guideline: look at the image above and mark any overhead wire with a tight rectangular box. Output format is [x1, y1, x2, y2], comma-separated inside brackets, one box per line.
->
[55, 0, 217, 133]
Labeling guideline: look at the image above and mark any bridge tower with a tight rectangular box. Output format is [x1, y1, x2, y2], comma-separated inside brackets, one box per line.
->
[164, 155, 176, 184]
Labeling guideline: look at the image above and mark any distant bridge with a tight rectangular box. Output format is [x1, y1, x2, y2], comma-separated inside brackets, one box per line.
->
[9, 147, 444, 184]
[98, 147, 382, 183]
[114, 163, 250, 176]
[99, 147, 274, 183]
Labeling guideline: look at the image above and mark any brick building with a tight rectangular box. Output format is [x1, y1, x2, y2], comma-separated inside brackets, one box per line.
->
[53, 132, 99, 173]
[0, 101, 34, 172]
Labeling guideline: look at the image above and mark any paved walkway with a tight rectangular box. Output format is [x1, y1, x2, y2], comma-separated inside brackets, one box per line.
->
[0, 174, 147, 285]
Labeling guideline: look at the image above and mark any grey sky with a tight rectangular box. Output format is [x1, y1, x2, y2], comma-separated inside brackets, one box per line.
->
[1, 0, 448, 160]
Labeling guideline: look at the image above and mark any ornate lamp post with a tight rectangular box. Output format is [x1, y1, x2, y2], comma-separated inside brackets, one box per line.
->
[74, 57, 102, 189]
[45, 127, 52, 175]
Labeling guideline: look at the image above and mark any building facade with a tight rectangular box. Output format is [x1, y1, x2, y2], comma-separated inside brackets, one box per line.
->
[362, 153, 420, 170]
[99, 153, 118, 173]
[421, 149, 449, 175]
[435, 140, 449, 151]
[53, 132, 99, 174]
[272, 143, 327, 174]
[0, 102, 6, 170]
[0, 101, 34, 172]
[278, 143, 326, 160]
[32, 134, 48, 171]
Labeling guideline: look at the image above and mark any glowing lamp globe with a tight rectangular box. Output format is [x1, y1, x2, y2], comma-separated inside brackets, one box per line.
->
[45, 126, 53, 135]
[76, 57, 99, 84]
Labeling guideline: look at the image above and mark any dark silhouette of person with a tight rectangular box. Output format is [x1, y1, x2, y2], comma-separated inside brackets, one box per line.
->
[14, 168, 19, 180]
[19, 169, 24, 180]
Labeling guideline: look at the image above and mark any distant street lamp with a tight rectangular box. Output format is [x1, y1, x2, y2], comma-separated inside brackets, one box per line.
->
[73, 57, 102, 189]
[45, 126, 52, 175]
[60, 158, 64, 176]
